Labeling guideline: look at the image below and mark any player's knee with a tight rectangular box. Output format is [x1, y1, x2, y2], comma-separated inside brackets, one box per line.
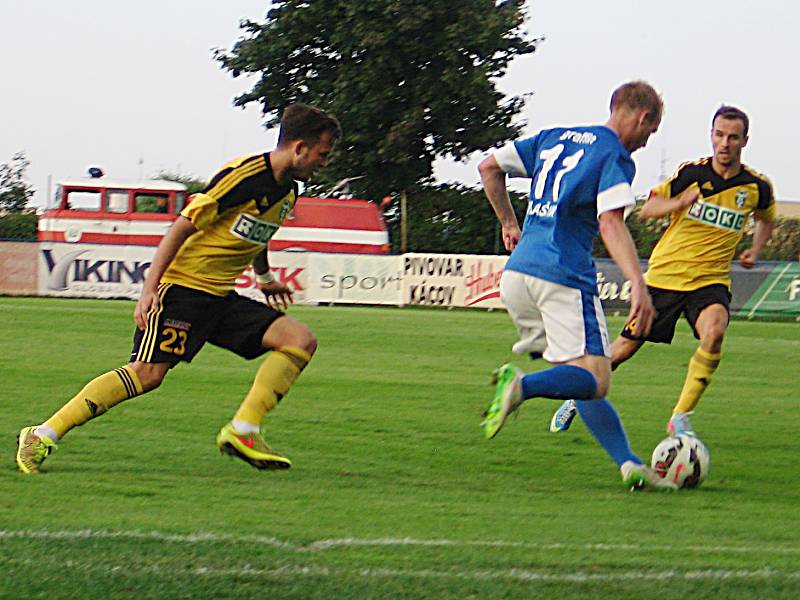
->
[129, 362, 168, 392]
[702, 327, 726, 350]
[299, 328, 318, 356]
[593, 376, 610, 399]
[268, 321, 317, 356]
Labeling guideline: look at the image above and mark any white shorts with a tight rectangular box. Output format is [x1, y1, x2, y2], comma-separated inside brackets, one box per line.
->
[500, 270, 611, 363]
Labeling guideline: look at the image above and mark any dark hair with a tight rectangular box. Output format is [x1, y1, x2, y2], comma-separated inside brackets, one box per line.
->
[712, 105, 749, 137]
[277, 103, 342, 147]
[610, 80, 664, 125]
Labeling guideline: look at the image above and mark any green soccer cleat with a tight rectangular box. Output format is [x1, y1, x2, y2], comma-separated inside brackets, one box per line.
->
[16, 426, 57, 474]
[216, 423, 292, 470]
[481, 363, 524, 440]
[620, 460, 677, 492]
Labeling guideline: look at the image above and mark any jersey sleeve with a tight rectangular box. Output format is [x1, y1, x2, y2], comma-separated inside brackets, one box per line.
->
[651, 161, 696, 199]
[180, 192, 219, 230]
[202, 155, 269, 210]
[493, 142, 529, 177]
[180, 154, 271, 230]
[755, 174, 776, 220]
[596, 151, 636, 216]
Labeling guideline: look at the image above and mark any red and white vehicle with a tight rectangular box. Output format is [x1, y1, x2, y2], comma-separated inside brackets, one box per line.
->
[38, 178, 187, 246]
[39, 178, 390, 253]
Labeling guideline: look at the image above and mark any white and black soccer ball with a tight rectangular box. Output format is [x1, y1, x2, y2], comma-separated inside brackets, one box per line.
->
[651, 435, 710, 489]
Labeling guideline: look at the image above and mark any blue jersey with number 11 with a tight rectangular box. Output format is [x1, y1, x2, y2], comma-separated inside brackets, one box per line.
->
[502, 125, 636, 294]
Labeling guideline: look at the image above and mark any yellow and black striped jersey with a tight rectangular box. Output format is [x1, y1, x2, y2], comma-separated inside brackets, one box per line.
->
[162, 153, 297, 296]
[645, 158, 775, 292]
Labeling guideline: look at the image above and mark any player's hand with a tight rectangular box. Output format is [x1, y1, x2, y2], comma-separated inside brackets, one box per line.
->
[502, 222, 521, 252]
[739, 248, 758, 269]
[625, 282, 655, 339]
[134, 288, 160, 331]
[259, 281, 294, 310]
[677, 187, 700, 209]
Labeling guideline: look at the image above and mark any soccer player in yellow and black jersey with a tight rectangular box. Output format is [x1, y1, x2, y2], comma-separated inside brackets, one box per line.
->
[16, 104, 342, 474]
[550, 105, 775, 438]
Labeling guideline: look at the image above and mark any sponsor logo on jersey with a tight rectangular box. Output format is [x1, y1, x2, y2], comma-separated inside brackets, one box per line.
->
[231, 213, 280, 244]
[687, 200, 746, 232]
[559, 130, 597, 145]
[527, 201, 557, 217]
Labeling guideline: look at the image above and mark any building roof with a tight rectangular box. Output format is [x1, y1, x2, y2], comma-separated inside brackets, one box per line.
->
[57, 179, 188, 192]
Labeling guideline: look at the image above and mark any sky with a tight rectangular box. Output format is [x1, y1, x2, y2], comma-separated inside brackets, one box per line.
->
[2, 0, 797, 208]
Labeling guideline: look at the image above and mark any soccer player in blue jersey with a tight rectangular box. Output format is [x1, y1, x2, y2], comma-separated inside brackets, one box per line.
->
[479, 81, 675, 490]
[549, 105, 775, 438]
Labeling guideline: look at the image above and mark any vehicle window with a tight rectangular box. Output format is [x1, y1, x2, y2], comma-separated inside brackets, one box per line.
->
[65, 190, 101, 211]
[134, 192, 169, 213]
[107, 190, 129, 213]
[175, 192, 186, 213]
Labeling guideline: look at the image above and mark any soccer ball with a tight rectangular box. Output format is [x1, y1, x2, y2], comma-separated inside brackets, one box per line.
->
[651, 435, 710, 489]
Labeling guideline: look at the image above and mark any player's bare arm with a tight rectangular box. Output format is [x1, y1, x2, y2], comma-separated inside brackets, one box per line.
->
[134, 216, 198, 330]
[739, 213, 775, 269]
[478, 155, 521, 251]
[253, 248, 294, 310]
[598, 208, 655, 337]
[639, 186, 699, 220]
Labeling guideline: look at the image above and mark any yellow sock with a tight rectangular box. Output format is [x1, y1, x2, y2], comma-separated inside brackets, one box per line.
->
[673, 347, 721, 414]
[233, 347, 311, 426]
[47, 365, 143, 438]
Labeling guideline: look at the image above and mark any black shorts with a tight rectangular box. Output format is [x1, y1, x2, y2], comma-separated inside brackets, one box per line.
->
[621, 284, 731, 343]
[130, 283, 285, 364]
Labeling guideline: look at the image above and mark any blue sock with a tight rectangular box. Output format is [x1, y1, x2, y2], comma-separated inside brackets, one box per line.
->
[521, 365, 597, 400]
[575, 399, 641, 467]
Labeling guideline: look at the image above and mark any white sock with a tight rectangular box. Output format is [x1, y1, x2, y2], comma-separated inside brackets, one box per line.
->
[34, 424, 59, 442]
[231, 419, 260, 435]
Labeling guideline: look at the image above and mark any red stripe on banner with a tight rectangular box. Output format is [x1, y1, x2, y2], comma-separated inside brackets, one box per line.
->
[125, 234, 165, 245]
[38, 231, 66, 242]
[37, 232, 164, 246]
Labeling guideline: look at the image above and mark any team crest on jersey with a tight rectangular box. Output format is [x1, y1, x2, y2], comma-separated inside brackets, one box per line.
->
[687, 200, 746, 232]
[735, 190, 748, 208]
[231, 213, 280, 244]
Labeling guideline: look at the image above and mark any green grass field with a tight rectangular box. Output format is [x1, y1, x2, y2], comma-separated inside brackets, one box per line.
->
[1, 297, 798, 599]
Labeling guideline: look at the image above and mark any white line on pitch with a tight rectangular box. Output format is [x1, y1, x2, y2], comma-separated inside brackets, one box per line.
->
[0, 557, 798, 583]
[0, 529, 798, 556]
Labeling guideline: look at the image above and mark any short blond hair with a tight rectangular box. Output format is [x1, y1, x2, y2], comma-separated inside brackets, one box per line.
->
[610, 81, 663, 125]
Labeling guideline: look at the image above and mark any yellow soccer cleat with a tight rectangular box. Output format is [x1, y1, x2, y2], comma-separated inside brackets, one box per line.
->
[216, 423, 292, 470]
[16, 426, 57, 474]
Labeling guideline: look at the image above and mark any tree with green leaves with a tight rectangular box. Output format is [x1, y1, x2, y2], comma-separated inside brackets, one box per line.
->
[0, 151, 36, 239]
[154, 170, 207, 195]
[216, 0, 539, 203]
[0, 151, 34, 212]
[383, 183, 528, 254]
